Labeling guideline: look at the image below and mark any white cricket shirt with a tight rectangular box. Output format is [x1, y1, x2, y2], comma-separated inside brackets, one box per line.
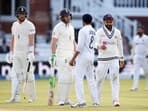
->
[52, 21, 74, 58]
[96, 26, 124, 59]
[11, 19, 35, 53]
[133, 34, 148, 56]
[76, 25, 96, 56]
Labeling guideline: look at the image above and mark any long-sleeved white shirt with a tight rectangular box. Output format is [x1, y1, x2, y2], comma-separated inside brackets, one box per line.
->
[132, 34, 148, 57]
[96, 26, 124, 60]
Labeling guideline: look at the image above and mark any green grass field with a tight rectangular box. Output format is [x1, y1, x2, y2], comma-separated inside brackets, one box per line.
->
[0, 79, 148, 111]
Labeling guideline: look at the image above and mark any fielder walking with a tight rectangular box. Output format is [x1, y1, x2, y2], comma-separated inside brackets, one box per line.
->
[95, 14, 124, 107]
[69, 14, 99, 108]
[50, 9, 76, 105]
[6, 6, 36, 103]
[131, 25, 148, 91]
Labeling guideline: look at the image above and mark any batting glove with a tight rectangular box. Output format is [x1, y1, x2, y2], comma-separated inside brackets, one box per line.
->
[27, 46, 35, 62]
[6, 51, 13, 64]
[27, 52, 35, 62]
[49, 76, 56, 88]
[49, 54, 56, 66]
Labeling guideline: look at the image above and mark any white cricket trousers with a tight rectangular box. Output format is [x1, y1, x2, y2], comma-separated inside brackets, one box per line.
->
[56, 57, 73, 103]
[132, 55, 148, 89]
[10, 52, 35, 101]
[74, 56, 98, 104]
[96, 59, 120, 104]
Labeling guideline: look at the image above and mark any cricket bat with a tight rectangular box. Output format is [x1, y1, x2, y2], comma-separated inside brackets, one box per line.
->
[23, 61, 31, 99]
[48, 68, 56, 106]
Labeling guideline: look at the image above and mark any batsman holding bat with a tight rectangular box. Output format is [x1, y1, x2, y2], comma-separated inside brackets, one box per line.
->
[49, 9, 76, 106]
[6, 6, 36, 103]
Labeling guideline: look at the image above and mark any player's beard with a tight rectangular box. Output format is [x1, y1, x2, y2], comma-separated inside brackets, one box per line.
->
[18, 16, 26, 23]
[105, 25, 112, 31]
[137, 32, 143, 37]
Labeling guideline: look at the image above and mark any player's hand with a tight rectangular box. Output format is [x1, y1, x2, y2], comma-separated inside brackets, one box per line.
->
[100, 45, 107, 50]
[27, 52, 35, 62]
[100, 41, 107, 50]
[119, 60, 124, 68]
[69, 59, 76, 66]
[6, 52, 13, 64]
[49, 54, 56, 66]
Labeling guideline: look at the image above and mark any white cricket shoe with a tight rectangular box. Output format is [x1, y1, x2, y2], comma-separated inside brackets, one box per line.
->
[93, 103, 99, 107]
[113, 101, 120, 107]
[130, 88, 138, 91]
[58, 101, 65, 106]
[28, 99, 33, 103]
[71, 103, 86, 108]
[6, 97, 20, 103]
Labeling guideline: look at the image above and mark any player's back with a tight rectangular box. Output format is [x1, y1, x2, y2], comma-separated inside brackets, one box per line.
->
[77, 25, 96, 56]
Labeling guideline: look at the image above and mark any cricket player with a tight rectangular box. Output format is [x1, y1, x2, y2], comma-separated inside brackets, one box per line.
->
[6, 6, 36, 103]
[95, 14, 124, 107]
[69, 14, 99, 108]
[131, 25, 148, 91]
[49, 9, 75, 105]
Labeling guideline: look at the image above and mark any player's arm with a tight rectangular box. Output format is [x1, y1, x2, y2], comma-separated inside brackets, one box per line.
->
[96, 30, 106, 50]
[117, 31, 124, 67]
[131, 37, 136, 57]
[6, 25, 14, 64]
[50, 28, 58, 66]
[69, 30, 84, 66]
[28, 34, 35, 52]
[51, 37, 58, 54]
[10, 35, 14, 52]
[27, 24, 36, 62]
[145, 36, 148, 58]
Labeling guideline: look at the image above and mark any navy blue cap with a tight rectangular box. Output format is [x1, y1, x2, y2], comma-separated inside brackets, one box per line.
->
[103, 14, 113, 21]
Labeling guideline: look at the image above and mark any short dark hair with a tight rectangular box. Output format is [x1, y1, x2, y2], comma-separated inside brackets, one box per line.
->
[82, 14, 92, 24]
[103, 14, 113, 21]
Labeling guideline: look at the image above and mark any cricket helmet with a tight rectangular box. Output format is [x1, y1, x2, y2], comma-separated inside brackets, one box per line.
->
[59, 9, 72, 21]
[16, 6, 27, 17]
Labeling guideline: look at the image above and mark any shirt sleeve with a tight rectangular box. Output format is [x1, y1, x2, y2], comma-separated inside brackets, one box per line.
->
[117, 31, 124, 59]
[29, 23, 36, 35]
[95, 30, 101, 48]
[52, 25, 59, 39]
[76, 29, 85, 52]
[11, 23, 14, 35]
[71, 26, 75, 41]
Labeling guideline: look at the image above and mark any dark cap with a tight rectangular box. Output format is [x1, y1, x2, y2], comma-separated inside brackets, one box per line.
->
[103, 14, 113, 21]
